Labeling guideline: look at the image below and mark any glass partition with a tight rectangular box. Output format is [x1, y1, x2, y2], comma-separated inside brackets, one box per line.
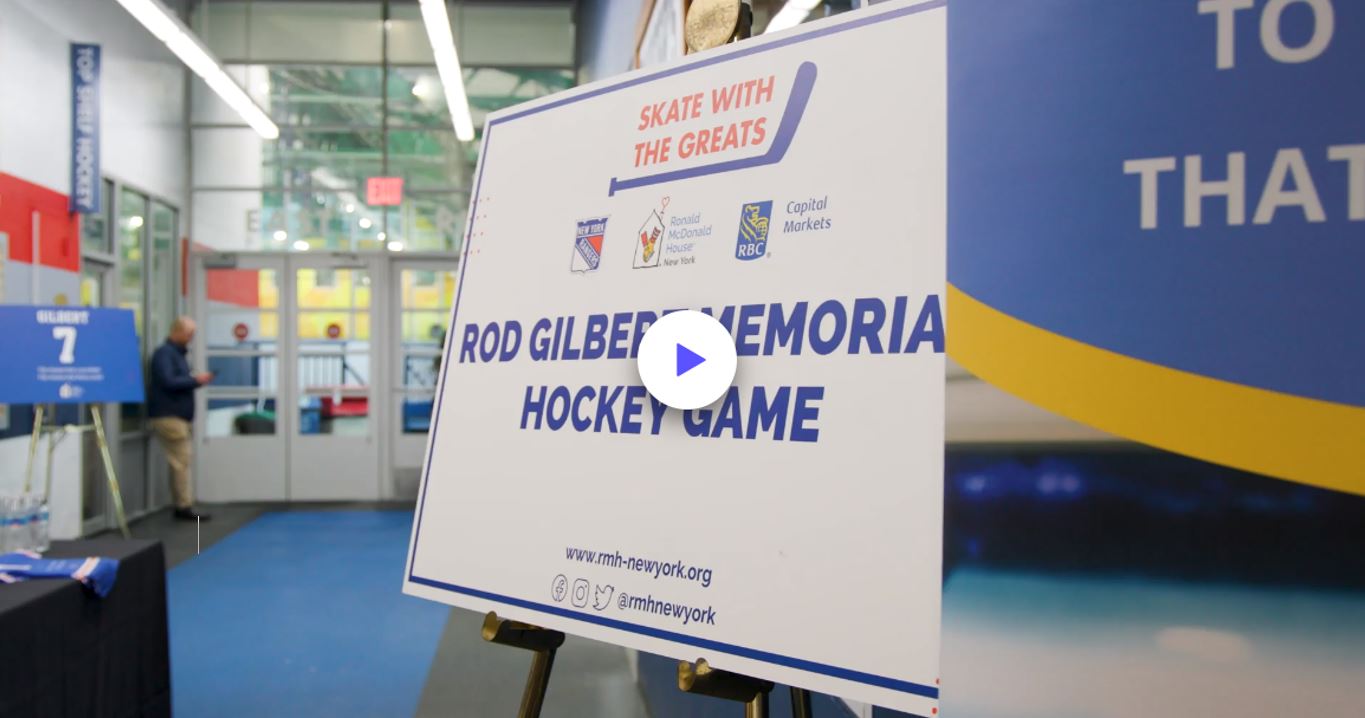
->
[118, 187, 147, 338]
[189, 1, 574, 255]
[203, 266, 282, 437]
[118, 188, 148, 433]
[295, 267, 372, 436]
[80, 179, 113, 255]
[396, 267, 455, 434]
[148, 201, 178, 346]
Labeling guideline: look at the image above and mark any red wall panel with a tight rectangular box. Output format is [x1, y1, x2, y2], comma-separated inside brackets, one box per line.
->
[0, 172, 81, 273]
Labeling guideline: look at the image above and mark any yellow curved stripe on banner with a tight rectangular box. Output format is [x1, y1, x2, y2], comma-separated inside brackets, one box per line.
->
[946, 284, 1365, 497]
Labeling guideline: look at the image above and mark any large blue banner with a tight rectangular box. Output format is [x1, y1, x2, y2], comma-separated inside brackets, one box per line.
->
[70, 43, 100, 214]
[0, 306, 143, 404]
[947, 0, 1364, 493]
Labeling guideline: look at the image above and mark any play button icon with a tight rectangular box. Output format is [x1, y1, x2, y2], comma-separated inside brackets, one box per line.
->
[637, 310, 737, 410]
[676, 343, 705, 376]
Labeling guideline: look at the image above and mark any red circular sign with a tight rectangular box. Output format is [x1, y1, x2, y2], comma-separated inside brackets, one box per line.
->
[326, 323, 342, 339]
[232, 322, 249, 341]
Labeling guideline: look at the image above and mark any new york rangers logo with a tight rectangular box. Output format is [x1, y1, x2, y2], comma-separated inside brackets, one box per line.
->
[735, 201, 772, 261]
[571, 217, 608, 273]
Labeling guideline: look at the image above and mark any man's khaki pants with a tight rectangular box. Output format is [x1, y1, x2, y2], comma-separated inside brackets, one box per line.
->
[149, 417, 193, 509]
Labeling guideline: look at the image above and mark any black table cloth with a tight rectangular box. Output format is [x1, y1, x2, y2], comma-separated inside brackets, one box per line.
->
[0, 539, 171, 718]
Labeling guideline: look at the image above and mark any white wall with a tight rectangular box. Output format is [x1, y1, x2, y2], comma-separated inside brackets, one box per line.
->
[0, 0, 189, 207]
[0, 0, 191, 530]
[0, 434, 82, 540]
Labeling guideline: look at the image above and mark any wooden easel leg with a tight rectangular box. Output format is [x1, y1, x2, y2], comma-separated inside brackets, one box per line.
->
[746, 690, 769, 718]
[91, 407, 131, 538]
[520, 643, 557, 718]
[678, 659, 774, 718]
[44, 425, 58, 501]
[481, 611, 566, 718]
[24, 404, 45, 494]
[790, 687, 812, 718]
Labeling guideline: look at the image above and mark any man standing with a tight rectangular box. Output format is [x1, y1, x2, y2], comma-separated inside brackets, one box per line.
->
[148, 316, 214, 520]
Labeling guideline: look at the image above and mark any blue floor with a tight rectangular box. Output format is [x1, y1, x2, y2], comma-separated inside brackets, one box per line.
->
[167, 511, 450, 717]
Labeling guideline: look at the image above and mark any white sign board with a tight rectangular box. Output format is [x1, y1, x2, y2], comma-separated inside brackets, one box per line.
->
[404, 1, 946, 712]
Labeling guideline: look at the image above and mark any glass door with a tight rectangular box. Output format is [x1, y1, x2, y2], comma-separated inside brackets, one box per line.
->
[145, 200, 179, 509]
[79, 257, 116, 535]
[288, 256, 381, 499]
[116, 187, 150, 515]
[193, 255, 288, 501]
[389, 260, 456, 498]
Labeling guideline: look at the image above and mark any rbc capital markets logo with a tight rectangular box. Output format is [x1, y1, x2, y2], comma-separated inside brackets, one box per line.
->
[571, 217, 608, 273]
[735, 201, 772, 260]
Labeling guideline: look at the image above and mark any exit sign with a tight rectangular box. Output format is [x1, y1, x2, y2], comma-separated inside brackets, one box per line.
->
[367, 177, 403, 206]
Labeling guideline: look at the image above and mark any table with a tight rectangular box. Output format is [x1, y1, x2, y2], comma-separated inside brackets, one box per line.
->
[0, 539, 171, 717]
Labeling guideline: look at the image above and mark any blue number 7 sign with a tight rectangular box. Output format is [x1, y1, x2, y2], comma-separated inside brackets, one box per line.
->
[0, 306, 144, 404]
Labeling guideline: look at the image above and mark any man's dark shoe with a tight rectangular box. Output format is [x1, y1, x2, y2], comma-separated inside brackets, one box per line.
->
[173, 507, 212, 521]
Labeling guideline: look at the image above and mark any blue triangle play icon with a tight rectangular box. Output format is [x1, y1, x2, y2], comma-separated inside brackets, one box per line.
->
[676, 343, 706, 376]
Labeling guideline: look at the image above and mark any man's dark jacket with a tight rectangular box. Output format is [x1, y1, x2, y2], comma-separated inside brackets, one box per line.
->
[147, 341, 197, 421]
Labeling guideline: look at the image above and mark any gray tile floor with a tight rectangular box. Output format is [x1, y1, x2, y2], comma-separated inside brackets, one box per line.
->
[121, 503, 651, 717]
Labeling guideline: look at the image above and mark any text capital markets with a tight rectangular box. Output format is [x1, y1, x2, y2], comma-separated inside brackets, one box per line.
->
[457, 295, 943, 443]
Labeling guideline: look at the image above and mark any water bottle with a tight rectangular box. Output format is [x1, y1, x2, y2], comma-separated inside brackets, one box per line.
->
[14, 495, 33, 553]
[33, 499, 50, 553]
[14, 496, 29, 553]
[1, 497, 20, 553]
[19, 495, 34, 553]
[13, 495, 28, 553]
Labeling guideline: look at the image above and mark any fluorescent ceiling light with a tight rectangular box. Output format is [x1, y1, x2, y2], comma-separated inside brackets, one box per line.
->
[764, 0, 822, 34]
[292, 240, 310, 252]
[418, 0, 476, 141]
[115, 0, 278, 139]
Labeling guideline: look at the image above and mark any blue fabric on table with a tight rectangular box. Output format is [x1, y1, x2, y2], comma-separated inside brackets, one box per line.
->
[0, 550, 120, 597]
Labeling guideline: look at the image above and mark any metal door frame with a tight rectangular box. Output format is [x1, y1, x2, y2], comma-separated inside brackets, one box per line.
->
[387, 256, 460, 499]
[191, 252, 290, 501]
[285, 251, 384, 501]
[191, 250, 457, 501]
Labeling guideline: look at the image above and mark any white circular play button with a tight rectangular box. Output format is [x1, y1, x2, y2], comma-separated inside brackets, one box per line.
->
[637, 310, 738, 410]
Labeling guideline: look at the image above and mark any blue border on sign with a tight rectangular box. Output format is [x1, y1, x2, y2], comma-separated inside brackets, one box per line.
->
[408, 0, 946, 702]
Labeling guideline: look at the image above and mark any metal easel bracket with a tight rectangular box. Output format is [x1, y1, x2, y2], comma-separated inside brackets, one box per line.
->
[678, 658, 775, 718]
[481, 611, 566, 718]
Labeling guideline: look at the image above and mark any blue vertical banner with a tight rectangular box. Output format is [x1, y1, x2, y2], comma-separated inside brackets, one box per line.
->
[70, 43, 101, 214]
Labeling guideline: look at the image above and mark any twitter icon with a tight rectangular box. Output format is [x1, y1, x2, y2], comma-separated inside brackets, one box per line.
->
[593, 584, 615, 611]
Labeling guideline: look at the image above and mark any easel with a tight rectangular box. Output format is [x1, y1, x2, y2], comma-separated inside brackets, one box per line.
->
[679, 658, 816, 718]
[478, 2, 816, 715]
[24, 403, 131, 539]
[481, 611, 813, 718]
